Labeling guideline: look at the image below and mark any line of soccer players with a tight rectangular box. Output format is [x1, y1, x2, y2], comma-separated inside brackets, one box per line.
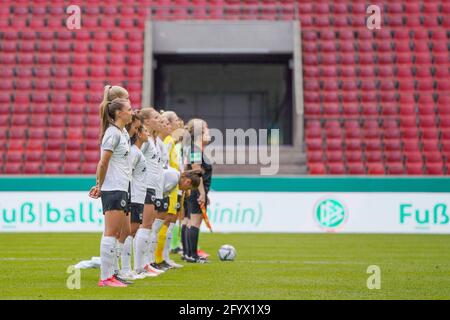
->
[89, 85, 212, 287]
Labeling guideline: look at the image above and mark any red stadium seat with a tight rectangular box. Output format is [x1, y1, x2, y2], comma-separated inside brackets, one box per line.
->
[65, 151, 82, 163]
[387, 164, 404, 175]
[83, 151, 100, 163]
[328, 163, 346, 175]
[307, 151, 324, 165]
[309, 163, 326, 175]
[366, 151, 383, 163]
[84, 137, 100, 151]
[425, 164, 445, 175]
[326, 150, 344, 163]
[26, 140, 45, 152]
[6, 150, 23, 162]
[43, 163, 61, 174]
[424, 152, 443, 164]
[405, 163, 424, 175]
[4, 163, 23, 174]
[81, 162, 98, 174]
[23, 162, 42, 174]
[367, 163, 385, 175]
[45, 138, 65, 151]
[348, 163, 365, 175]
[346, 150, 363, 164]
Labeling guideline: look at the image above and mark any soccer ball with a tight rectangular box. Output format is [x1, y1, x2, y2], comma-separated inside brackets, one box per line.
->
[217, 244, 236, 261]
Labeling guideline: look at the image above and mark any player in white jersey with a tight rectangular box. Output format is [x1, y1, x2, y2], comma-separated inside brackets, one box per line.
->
[144, 115, 174, 272]
[113, 112, 147, 281]
[153, 112, 186, 271]
[89, 92, 132, 288]
[163, 166, 203, 195]
[133, 107, 166, 275]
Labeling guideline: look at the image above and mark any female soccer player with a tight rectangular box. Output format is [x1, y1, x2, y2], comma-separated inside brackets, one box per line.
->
[162, 165, 205, 262]
[183, 118, 213, 264]
[154, 111, 184, 270]
[134, 107, 166, 276]
[89, 97, 133, 287]
[116, 112, 147, 281]
[169, 122, 187, 254]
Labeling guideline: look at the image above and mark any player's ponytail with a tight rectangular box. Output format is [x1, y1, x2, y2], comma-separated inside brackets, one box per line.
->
[99, 98, 129, 140]
[99, 85, 129, 141]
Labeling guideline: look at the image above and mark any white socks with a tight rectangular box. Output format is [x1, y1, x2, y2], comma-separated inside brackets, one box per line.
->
[163, 223, 175, 262]
[134, 228, 151, 273]
[114, 241, 124, 275]
[121, 236, 133, 274]
[100, 236, 116, 281]
[148, 219, 164, 264]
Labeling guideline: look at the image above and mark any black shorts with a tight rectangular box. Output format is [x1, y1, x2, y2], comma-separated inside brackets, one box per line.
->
[130, 203, 144, 224]
[176, 194, 182, 211]
[101, 191, 129, 214]
[187, 190, 207, 216]
[184, 197, 190, 219]
[144, 188, 157, 205]
[155, 196, 169, 212]
[126, 185, 131, 215]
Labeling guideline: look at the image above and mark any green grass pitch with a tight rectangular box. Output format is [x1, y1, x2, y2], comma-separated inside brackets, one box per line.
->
[1, 233, 450, 299]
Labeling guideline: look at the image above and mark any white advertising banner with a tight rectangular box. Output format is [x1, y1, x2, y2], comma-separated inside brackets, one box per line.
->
[1, 191, 450, 233]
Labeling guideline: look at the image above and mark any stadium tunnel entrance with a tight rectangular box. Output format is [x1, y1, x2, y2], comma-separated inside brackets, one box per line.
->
[153, 54, 293, 145]
[142, 21, 304, 148]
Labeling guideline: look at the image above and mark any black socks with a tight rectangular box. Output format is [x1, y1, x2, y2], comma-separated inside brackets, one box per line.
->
[189, 226, 200, 259]
[181, 224, 188, 256]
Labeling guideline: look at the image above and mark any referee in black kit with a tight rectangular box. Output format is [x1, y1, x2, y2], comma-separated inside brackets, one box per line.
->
[182, 118, 213, 263]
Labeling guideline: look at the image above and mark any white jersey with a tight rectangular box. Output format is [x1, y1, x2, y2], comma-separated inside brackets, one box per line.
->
[100, 126, 131, 192]
[130, 145, 147, 204]
[141, 137, 163, 198]
[163, 167, 180, 196]
[158, 136, 169, 169]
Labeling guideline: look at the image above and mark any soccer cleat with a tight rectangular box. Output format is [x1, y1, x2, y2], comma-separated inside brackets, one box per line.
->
[184, 256, 196, 263]
[186, 256, 208, 264]
[145, 263, 165, 274]
[197, 249, 210, 259]
[131, 271, 147, 280]
[113, 274, 133, 285]
[137, 269, 159, 278]
[119, 271, 145, 280]
[194, 257, 209, 264]
[170, 247, 183, 254]
[157, 261, 172, 271]
[98, 277, 127, 287]
[166, 259, 183, 269]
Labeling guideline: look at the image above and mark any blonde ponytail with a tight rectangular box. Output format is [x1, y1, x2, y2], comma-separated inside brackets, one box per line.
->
[99, 85, 129, 141]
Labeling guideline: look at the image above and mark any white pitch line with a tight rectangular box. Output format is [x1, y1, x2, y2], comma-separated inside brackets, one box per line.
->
[234, 260, 368, 265]
[0, 258, 77, 261]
